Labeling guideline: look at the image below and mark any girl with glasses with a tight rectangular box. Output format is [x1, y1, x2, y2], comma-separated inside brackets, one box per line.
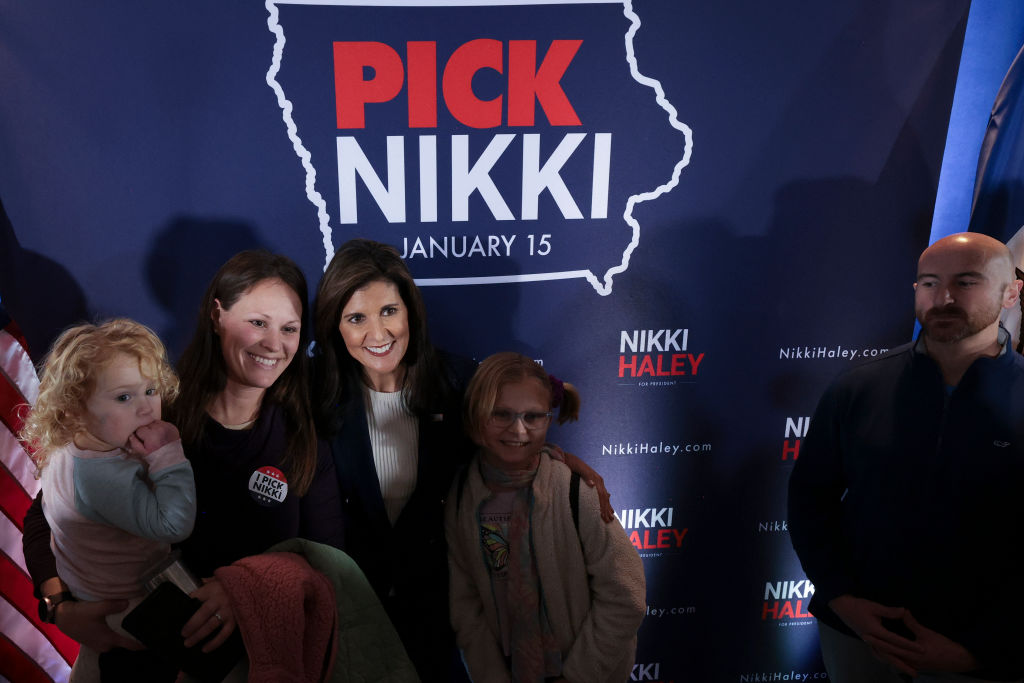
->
[446, 352, 645, 682]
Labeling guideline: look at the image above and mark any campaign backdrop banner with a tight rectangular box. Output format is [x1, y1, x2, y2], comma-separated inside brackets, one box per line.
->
[0, 2, 975, 680]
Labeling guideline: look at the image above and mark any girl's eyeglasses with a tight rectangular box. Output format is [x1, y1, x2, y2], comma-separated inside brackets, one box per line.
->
[488, 409, 553, 430]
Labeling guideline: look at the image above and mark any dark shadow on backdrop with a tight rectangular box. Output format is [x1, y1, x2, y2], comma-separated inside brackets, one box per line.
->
[145, 216, 268, 360]
[420, 253, 527, 360]
[0, 193, 89, 356]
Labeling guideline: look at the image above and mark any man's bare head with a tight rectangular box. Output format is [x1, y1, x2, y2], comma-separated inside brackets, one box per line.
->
[914, 232, 1021, 345]
[920, 232, 1014, 281]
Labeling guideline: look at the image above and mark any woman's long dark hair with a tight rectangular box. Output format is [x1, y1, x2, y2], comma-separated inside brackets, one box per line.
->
[174, 250, 318, 495]
[313, 239, 449, 432]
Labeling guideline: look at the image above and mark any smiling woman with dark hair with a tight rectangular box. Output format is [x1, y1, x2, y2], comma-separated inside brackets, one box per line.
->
[175, 249, 320, 500]
[172, 250, 344, 583]
[313, 238, 476, 681]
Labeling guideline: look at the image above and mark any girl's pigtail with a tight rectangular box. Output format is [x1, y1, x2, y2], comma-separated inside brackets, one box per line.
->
[548, 374, 581, 424]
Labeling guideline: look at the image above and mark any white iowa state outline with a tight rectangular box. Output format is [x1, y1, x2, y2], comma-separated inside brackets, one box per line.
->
[266, 0, 692, 296]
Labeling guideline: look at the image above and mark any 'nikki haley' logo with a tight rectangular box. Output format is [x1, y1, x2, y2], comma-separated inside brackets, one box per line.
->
[617, 328, 704, 385]
[614, 506, 687, 555]
[761, 579, 814, 622]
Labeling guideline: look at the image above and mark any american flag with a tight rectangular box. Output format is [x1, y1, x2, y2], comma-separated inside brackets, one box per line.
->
[0, 303, 76, 683]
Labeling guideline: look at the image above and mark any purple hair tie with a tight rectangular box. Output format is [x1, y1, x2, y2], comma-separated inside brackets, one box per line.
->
[548, 374, 565, 409]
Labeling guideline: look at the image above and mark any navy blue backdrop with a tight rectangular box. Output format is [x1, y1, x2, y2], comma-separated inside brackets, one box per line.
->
[0, 1, 1003, 681]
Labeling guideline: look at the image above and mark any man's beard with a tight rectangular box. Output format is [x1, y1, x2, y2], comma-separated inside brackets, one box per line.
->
[919, 304, 999, 344]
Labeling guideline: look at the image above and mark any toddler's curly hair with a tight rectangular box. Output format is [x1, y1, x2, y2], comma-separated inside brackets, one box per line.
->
[21, 318, 178, 472]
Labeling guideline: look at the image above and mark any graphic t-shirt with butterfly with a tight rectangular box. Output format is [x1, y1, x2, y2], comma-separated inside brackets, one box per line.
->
[479, 491, 514, 654]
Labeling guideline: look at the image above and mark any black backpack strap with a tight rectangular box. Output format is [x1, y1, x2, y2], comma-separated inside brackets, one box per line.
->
[569, 471, 581, 534]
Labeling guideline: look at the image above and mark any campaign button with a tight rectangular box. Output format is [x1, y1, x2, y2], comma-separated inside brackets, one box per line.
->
[248, 466, 289, 507]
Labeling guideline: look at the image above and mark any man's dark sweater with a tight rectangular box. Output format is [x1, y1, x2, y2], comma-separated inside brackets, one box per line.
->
[788, 340, 1024, 680]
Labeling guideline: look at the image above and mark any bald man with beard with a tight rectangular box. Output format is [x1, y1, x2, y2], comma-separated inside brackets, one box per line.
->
[789, 233, 1024, 682]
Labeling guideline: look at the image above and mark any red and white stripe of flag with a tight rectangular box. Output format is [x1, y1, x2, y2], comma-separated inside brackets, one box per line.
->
[0, 314, 76, 683]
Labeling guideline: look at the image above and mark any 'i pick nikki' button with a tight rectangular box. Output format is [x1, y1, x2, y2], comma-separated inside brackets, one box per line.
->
[248, 466, 289, 506]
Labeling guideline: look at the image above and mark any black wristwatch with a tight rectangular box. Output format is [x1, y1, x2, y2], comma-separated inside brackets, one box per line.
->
[38, 591, 75, 624]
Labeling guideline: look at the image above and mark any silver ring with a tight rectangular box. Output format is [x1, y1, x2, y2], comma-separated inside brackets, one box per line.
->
[214, 612, 223, 622]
